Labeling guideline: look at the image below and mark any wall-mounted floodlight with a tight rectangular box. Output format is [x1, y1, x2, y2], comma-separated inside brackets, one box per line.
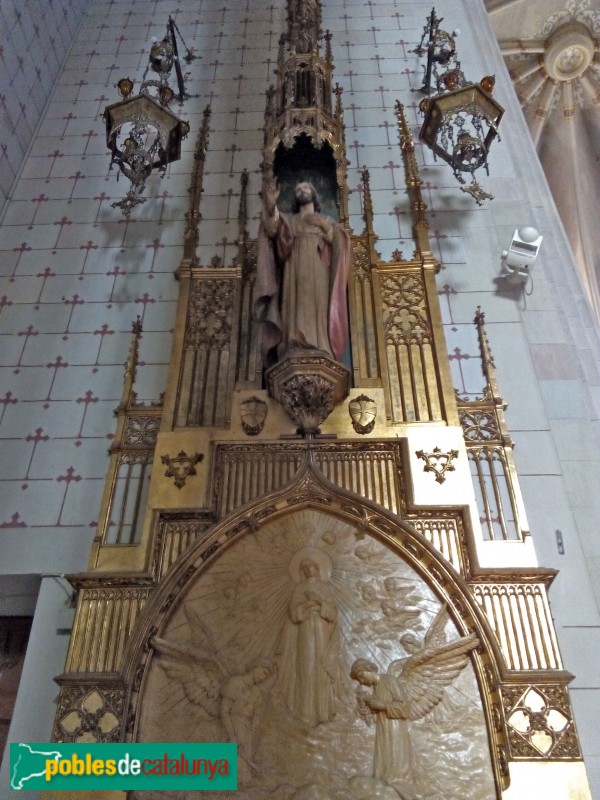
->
[501, 227, 543, 285]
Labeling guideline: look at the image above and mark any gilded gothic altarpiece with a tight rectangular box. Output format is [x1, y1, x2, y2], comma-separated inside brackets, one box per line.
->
[48, 2, 591, 799]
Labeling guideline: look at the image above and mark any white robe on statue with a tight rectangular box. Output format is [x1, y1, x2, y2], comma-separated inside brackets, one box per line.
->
[277, 576, 340, 726]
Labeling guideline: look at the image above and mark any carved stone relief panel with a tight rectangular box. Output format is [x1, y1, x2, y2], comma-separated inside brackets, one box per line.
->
[137, 509, 495, 800]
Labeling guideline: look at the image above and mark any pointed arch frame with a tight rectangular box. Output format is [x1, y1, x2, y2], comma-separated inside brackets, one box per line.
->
[123, 453, 509, 795]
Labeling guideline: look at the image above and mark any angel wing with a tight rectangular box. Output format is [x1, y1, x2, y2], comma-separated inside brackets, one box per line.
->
[152, 633, 228, 720]
[394, 631, 479, 721]
[423, 605, 451, 651]
[152, 603, 235, 718]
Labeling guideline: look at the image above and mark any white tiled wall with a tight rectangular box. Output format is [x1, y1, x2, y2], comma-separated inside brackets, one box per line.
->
[0, 0, 91, 211]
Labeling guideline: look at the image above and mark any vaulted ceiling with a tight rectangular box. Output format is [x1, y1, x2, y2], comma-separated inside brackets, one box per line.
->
[487, 0, 600, 321]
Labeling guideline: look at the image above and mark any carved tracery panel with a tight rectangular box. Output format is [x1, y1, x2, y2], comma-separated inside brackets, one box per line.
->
[176, 274, 238, 427]
[379, 270, 442, 423]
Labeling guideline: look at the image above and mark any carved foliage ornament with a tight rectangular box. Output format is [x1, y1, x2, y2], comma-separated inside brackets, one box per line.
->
[460, 409, 500, 442]
[267, 353, 350, 434]
[281, 373, 336, 433]
[185, 278, 234, 351]
[416, 447, 459, 484]
[353, 240, 372, 283]
[539, 3, 600, 39]
[161, 450, 204, 489]
[123, 415, 160, 447]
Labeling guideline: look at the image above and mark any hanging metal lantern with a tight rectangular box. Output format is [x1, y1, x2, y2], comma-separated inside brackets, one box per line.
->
[103, 92, 190, 214]
[419, 78, 504, 205]
[102, 16, 196, 215]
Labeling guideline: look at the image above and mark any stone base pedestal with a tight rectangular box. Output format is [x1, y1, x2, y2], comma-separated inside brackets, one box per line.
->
[266, 351, 351, 434]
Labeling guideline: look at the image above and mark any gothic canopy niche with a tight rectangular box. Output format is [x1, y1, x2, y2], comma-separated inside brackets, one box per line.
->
[135, 505, 496, 800]
[264, 0, 349, 222]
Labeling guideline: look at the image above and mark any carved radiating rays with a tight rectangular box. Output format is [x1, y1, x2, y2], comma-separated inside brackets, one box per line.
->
[150, 509, 445, 712]
[189, 512, 435, 665]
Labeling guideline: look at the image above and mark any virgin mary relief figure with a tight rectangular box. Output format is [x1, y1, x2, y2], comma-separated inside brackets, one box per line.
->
[255, 180, 351, 366]
[277, 549, 342, 726]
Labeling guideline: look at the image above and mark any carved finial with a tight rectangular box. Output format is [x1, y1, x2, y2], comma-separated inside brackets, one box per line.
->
[123, 316, 142, 405]
[238, 169, 249, 241]
[324, 30, 333, 67]
[395, 102, 421, 199]
[395, 101, 435, 263]
[127, 316, 142, 373]
[237, 171, 252, 278]
[183, 105, 211, 263]
[474, 306, 500, 397]
[475, 307, 492, 367]
[278, 34, 286, 70]
[200, 105, 211, 148]
[334, 83, 343, 119]
[469, 307, 513, 447]
[360, 166, 374, 236]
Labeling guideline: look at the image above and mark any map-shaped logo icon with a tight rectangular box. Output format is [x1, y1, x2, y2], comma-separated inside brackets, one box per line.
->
[10, 743, 62, 790]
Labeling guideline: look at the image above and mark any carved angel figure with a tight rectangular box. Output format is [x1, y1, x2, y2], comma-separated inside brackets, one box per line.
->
[152, 605, 275, 786]
[350, 607, 478, 790]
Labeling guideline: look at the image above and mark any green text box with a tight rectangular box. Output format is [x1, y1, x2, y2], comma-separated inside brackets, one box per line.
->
[10, 742, 237, 791]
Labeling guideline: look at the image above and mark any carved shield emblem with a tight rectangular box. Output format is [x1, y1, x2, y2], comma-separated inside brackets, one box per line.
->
[240, 396, 268, 435]
[348, 394, 377, 434]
